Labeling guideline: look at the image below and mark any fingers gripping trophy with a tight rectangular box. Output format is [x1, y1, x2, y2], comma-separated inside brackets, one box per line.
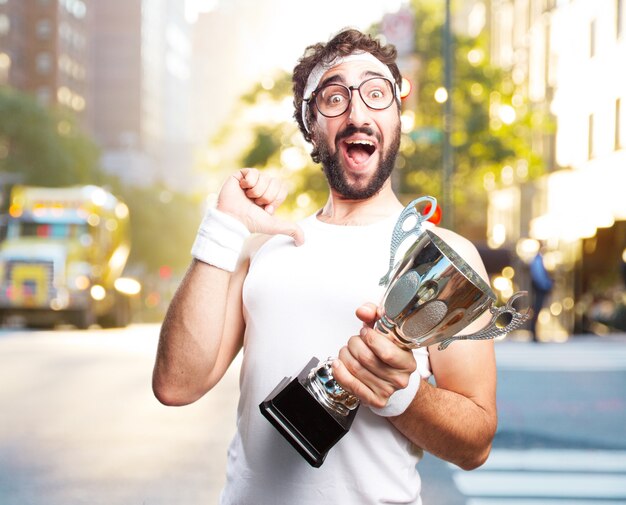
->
[260, 196, 530, 467]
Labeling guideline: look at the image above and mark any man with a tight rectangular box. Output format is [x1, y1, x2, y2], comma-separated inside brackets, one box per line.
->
[153, 29, 496, 504]
[529, 248, 553, 341]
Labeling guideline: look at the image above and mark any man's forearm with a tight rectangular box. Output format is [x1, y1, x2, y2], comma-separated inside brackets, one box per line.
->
[152, 260, 235, 405]
[389, 379, 497, 470]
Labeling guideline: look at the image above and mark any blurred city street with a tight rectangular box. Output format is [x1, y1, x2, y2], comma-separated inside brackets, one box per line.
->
[0, 324, 239, 505]
[1, 0, 626, 503]
[1, 325, 625, 505]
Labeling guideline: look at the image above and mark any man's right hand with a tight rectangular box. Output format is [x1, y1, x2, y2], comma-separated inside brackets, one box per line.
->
[217, 168, 304, 246]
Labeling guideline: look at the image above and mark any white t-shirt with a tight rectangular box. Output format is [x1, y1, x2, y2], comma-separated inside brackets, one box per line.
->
[220, 213, 432, 505]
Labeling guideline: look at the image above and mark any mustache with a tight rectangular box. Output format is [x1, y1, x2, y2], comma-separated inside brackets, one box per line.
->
[336, 125, 379, 144]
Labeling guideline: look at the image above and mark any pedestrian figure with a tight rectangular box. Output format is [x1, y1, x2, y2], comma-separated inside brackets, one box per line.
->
[529, 249, 553, 341]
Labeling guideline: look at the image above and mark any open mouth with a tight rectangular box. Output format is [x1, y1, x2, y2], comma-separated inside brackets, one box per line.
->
[344, 139, 377, 165]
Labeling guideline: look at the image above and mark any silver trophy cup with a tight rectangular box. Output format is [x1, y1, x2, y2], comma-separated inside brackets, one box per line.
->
[374, 227, 529, 351]
[260, 196, 529, 467]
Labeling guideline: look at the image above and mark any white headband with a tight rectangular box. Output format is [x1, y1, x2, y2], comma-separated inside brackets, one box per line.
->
[301, 52, 399, 133]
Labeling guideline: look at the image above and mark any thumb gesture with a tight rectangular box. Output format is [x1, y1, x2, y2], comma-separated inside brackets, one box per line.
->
[218, 168, 304, 246]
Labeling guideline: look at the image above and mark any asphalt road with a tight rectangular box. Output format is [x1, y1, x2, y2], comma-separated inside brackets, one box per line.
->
[422, 337, 626, 505]
[0, 325, 238, 505]
[1, 325, 625, 504]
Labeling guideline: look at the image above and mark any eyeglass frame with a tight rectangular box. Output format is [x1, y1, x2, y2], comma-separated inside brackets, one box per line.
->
[303, 76, 400, 120]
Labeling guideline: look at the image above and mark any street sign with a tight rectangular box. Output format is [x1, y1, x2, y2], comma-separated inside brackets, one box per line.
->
[381, 7, 415, 57]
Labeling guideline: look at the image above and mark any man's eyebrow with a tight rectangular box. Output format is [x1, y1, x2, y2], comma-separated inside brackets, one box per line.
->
[317, 69, 389, 90]
[361, 69, 386, 80]
[317, 74, 345, 89]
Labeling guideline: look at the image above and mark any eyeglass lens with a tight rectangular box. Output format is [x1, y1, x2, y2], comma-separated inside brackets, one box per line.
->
[315, 77, 394, 118]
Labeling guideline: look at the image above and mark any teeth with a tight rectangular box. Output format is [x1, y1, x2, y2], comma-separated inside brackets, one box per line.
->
[346, 140, 374, 146]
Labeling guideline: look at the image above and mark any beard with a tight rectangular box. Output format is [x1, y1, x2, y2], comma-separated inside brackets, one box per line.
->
[316, 124, 401, 200]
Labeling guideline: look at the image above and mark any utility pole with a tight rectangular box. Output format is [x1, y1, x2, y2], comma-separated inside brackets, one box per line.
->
[442, 0, 454, 229]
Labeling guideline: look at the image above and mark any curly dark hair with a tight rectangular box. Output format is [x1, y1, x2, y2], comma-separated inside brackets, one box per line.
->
[292, 28, 402, 161]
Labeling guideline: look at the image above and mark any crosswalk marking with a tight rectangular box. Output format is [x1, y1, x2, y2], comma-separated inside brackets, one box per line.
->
[495, 342, 626, 371]
[481, 449, 626, 472]
[449, 449, 626, 504]
[466, 499, 623, 505]
[453, 472, 626, 499]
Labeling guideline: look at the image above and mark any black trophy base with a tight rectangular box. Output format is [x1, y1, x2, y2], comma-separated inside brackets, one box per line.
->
[259, 357, 359, 468]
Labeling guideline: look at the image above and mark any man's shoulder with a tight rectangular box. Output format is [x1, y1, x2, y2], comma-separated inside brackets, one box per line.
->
[429, 226, 487, 279]
[429, 226, 476, 253]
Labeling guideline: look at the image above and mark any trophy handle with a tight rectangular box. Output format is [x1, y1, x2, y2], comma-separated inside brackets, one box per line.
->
[379, 196, 438, 287]
[437, 291, 531, 350]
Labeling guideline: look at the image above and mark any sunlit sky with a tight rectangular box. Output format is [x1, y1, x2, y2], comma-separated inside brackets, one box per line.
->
[187, 0, 407, 76]
[184, 0, 410, 139]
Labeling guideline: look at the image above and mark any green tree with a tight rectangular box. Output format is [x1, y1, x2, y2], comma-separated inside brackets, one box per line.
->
[0, 86, 100, 188]
[102, 179, 201, 275]
[201, 72, 329, 221]
[391, 0, 550, 237]
[203, 4, 551, 236]
[0, 86, 199, 277]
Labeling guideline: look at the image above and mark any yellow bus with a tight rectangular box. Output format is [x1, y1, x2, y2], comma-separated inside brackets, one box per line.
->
[0, 185, 140, 328]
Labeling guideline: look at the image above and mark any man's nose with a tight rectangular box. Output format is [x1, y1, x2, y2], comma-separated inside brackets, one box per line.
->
[347, 92, 371, 126]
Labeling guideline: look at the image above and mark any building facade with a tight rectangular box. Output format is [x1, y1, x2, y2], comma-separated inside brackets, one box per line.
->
[0, 0, 195, 190]
[488, 0, 626, 338]
[91, 0, 194, 189]
[0, 0, 90, 122]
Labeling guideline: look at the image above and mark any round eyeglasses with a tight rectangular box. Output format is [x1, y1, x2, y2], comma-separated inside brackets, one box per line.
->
[306, 77, 397, 119]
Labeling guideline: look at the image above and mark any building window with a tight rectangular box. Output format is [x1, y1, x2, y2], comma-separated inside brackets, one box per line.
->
[61, 0, 87, 19]
[36, 19, 52, 40]
[588, 113, 595, 159]
[617, 99, 623, 150]
[0, 14, 9, 36]
[35, 52, 53, 74]
[590, 19, 596, 58]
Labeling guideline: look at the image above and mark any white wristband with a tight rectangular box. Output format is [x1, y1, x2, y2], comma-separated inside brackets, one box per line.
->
[369, 368, 421, 417]
[191, 207, 250, 272]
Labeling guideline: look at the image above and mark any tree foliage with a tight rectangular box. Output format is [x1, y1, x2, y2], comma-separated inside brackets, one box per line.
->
[106, 181, 201, 274]
[0, 86, 199, 279]
[0, 86, 100, 188]
[201, 73, 329, 222]
[391, 0, 551, 237]
[241, 125, 283, 167]
[203, 3, 551, 237]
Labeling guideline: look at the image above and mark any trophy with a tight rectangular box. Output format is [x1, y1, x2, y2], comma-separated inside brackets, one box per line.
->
[259, 196, 529, 467]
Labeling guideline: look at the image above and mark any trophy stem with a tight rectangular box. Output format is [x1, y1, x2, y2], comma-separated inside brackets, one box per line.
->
[305, 360, 359, 417]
